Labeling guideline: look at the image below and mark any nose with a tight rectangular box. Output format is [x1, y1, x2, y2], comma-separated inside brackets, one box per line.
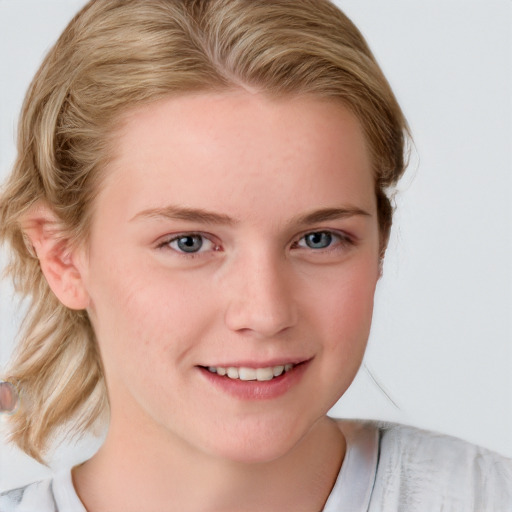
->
[223, 251, 298, 338]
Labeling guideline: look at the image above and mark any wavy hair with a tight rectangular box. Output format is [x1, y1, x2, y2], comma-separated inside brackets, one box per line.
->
[0, 0, 409, 462]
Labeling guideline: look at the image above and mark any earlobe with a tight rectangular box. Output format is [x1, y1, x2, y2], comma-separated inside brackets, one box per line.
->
[21, 202, 90, 311]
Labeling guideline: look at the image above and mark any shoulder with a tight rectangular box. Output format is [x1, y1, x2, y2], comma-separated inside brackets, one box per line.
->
[1, 469, 86, 512]
[371, 422, 512, 511]
[0, 479, 57, 512]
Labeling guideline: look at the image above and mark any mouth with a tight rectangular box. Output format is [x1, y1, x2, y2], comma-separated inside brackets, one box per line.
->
[197, 360, 311, 400]
[202, 363, 296, 382]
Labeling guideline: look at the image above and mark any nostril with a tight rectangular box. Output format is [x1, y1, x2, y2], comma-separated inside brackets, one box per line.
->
[224, 305, 298, 338]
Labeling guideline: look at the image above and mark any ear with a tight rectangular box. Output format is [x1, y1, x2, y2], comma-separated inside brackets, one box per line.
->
[21, 202, 90, 310]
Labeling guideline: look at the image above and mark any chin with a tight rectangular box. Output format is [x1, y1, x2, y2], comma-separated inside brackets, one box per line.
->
[196, 413, 319, 465]
[210, 435, 300, 465]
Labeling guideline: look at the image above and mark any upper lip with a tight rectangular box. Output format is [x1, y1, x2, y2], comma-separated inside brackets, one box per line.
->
[199, 357, 312, 368]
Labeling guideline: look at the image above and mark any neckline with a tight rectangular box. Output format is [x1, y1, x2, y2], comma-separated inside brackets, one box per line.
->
[53, 469, 87, 512]
[322, 420, 379, 512]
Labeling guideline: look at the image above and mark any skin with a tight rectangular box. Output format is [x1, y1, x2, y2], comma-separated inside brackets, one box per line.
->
[0, 382, 17, 412]
[30, 91, 382, 511]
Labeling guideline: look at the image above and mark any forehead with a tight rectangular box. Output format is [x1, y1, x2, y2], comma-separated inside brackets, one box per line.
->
[113, 91, 368, 158]
[98, 91, 375, 223]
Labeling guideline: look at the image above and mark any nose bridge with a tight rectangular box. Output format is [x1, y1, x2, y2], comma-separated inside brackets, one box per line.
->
[223, 246, 298, 337]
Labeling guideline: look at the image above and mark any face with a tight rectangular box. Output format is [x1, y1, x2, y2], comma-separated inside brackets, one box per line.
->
[78, 91, 381, 463]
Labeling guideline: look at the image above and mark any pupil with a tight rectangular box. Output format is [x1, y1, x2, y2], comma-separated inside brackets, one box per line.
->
[306, 232, 331, 249]
[177, 235, 202, 253]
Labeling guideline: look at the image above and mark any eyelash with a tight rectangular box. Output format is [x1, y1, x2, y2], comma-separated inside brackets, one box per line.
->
[157, 232, 220, 258]
[156, 230, 355, 258]
[292, 230, 354, 252]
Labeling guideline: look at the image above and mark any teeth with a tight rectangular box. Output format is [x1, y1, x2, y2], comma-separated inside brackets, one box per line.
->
[256, 367, 274, 381]
[227, 367, 239, 379]
[239, 367, 256, 381]
[207, 364, 295, 381]
[273, 365, 284, 377]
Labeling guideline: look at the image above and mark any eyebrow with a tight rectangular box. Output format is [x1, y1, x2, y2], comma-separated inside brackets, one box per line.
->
[131, 205, 236, 225]
[131, 205, 371, 225]
[292, 206, 371, 225]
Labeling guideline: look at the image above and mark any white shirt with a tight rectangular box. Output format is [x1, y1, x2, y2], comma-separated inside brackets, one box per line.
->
[2, 420, 511, 511]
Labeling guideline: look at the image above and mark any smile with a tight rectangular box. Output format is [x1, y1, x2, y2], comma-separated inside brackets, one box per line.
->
[206, 364, 295, 382]
[198, 360, 311, 400]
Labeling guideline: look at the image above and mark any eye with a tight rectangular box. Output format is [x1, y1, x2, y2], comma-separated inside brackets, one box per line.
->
[173, 234, 204, 253]
[160, 233, 218, 254]
[294, 230, 353, 252]
[301, 231, 334, 249]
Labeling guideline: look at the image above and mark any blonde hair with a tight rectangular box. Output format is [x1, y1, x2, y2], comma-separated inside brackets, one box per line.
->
[0, 0, 409, 462]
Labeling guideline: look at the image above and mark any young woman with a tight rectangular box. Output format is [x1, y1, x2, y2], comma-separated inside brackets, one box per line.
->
[0, 1, 510, 510]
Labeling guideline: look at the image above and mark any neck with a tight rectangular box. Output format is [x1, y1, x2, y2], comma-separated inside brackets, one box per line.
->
[73, 415, 345, 512]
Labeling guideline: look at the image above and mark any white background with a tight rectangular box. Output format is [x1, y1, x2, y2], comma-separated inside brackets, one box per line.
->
[1, 0, 511, 490]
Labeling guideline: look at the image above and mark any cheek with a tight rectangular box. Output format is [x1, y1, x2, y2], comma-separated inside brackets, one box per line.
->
[313, 264, 379, 407]
[310, 257, 378, 326]
[308, 258, 379, 364]
[85, 256, 216, 371]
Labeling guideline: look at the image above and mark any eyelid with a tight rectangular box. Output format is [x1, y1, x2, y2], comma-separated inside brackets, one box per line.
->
[156, 231, 221, 254]
[291, 228, 355, 249]
[154, 228, 356, 257]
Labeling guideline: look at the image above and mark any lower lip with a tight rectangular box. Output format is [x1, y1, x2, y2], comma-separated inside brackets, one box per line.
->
[198, 361, 310, 401]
